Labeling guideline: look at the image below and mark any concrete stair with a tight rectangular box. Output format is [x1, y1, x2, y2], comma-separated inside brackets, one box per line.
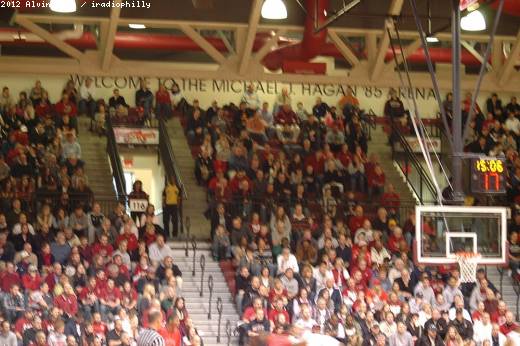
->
[368, 126, 417, 206]
[485, 267, 519, 321]
[164, 118, 210, 240]
[168, 242, 239, 346]
[77, 117, 116, 201]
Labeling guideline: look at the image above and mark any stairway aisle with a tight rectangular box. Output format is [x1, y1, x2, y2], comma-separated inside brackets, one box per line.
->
[165, 118, 210, 240]
[368, 125, 417, 205]
[76, 117, 116, 203]
[486, 268, 518, 320]
[169, 242, 239, 346]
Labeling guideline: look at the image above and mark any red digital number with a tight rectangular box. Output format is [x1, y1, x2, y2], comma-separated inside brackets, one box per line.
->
[484, 172, 500, 191]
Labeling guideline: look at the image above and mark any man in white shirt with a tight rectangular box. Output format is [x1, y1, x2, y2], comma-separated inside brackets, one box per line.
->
[277, 247, 299, 274]
[148, 235, 174, 266]
[294, 304, 317, 331]
[414, 274, 436, 306]
[448, 295, 472, 322]
[504, 111, 520, 135]
[241, 84, 261, 111]
[442, 276, 463, 308]
[79, 77, 97, 117]
[473, 312, 493, 345]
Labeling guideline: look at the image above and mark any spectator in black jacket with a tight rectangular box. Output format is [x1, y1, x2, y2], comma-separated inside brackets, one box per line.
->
[186, 109, 206, 145]
[135, 80, 153, 119]
[246, 309, 270, 339]
[486, 93, 504, 120]
[450, 308, 473, 341]
[424, 309, 448, 340]
[108, 89, 128, 110]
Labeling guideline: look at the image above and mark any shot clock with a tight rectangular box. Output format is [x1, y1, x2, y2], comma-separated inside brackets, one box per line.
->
[470, 157, 506, 194]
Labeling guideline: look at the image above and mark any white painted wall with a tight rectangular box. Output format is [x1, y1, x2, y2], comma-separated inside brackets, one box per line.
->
[1, 73, 517, 119]
[119, 151, 164, 215]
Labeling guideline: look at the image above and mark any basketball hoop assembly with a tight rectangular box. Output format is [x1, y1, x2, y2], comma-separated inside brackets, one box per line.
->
[453, 252, 481, 283]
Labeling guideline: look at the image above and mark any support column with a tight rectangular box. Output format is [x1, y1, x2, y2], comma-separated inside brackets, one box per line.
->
[451, 0, 464, 202]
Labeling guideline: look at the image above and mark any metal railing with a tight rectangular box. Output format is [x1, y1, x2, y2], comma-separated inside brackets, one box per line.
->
[158, 117, 187, 234]
[207, 275, 214, 319]
[199, 254, 206, 297]
[105, 116, 127, 203]
[216, 297, 223, 343]
[514, 278, 520, 321]
[191, 236, 197, 276]
[185, 216, 191, 257]
[390, 121, 439, 204]
[226, 320, 232, 346]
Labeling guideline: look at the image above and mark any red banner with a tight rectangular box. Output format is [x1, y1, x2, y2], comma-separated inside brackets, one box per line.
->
[459, 0, 479, 11]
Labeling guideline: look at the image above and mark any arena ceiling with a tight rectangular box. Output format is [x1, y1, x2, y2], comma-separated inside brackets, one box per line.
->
[0, 0, 519, 92]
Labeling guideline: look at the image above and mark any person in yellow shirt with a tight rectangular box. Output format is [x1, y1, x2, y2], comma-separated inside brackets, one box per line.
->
[162, 178, 180, 238]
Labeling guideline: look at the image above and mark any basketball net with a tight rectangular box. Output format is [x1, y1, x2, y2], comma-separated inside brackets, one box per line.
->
[455, 252, 481, 283]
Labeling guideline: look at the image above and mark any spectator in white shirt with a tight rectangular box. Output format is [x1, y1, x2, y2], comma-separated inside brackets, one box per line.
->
[313, 261, 333, 293]
[442, 276, 463, 308]
[148, 235, 174, 266]
[277, 247, 299, 274]
[414, 274, 436, 306]
[473, 312, 493, 345]
[241, 84, 261, 111]
[504, 111, 520, 135]
[371, 240, 391, 267]
[79, 77, 97, 118]
[448, 295, 472, 322]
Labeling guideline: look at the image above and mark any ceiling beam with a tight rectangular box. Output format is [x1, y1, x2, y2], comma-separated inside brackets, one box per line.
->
[101, 0, 122, 71]
[461, 40, 492, 70]
[328, 30, 360, 67]
[498, 30, 520, 85]
[366, 33, 378, 65]
[178, 24, 227, 65]
[253, 30, 287, 63]
[370, 0, 405, 81]
[492, 40, 503, 70]
[239, 0, 263, 75]
[14, 13, 519, 43]
[14, 16, 84, 61]
[384, 38, 421, 72]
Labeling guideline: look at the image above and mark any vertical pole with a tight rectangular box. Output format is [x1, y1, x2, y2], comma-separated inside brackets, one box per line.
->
[451, 0, 464, 202]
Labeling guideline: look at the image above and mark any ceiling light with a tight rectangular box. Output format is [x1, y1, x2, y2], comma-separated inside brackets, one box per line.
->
[128, 24, 146, 29]
[426, 35, 439, 43]
[49, 0, 77, 13]
[261, 0, 287, 20]
[460, 10, 486, 31]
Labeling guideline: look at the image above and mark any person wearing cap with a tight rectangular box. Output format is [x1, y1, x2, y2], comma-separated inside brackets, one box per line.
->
[417, 323, 444, 346]
[424, 308, 448, 340]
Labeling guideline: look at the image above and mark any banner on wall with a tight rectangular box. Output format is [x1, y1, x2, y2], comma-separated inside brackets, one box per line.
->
[395, 136, 442, 154]
[113, 127, 159, 145]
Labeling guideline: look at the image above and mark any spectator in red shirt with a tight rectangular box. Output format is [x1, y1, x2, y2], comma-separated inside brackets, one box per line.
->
[54, 92, 77, 131]
[117, 223, 139, 254]
[99, 278, 121, 320]
[349, 205, 367, 236]
[91, 234, 114, 262]
[367, 164, 385, 198]
[1, 262, 21, 292]
[499, 311, 518, 335]
[155, 84, 172, 119]
[53, 283, 78, 318]
[268, 297, 290, 325]
[159, 314, 182, 346]
[22, 264, 42, 292]
[92, 312, 108, 343]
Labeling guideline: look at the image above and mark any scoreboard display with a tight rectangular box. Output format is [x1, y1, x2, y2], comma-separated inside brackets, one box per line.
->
[470, 157, 506, 194]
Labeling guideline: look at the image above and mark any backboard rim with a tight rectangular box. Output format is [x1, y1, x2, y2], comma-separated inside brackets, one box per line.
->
[415, 205, 508, 265]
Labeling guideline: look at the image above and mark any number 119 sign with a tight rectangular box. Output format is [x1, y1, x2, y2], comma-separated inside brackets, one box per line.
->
[129, 199, 148, 212]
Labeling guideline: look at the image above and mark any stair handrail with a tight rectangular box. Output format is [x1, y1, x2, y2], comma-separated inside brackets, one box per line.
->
[105, 115, 127, 203]
[199, 254, 206, 297]
[185, 216, 191, 257]
[216, 297, 223, 343]
[158, 117, 188, 234]
[390, 121, 439, 204]
[191, 236, 197, 276]
[226, 320, 232, 346]
[207, 275, 214, 319]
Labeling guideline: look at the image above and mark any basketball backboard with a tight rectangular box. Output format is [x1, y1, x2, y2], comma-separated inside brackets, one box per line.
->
[415, 205, 507, 265]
